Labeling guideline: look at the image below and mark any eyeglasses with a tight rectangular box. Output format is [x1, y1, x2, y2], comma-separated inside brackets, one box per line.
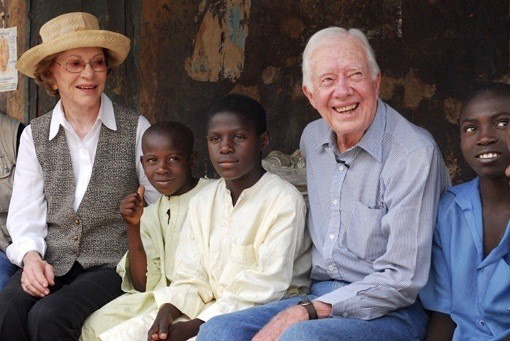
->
[54, 55, 109, 73]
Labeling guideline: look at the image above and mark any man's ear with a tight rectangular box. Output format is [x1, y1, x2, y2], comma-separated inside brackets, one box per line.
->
[302, 85, 317, 110]
[260, 131, 270, 150]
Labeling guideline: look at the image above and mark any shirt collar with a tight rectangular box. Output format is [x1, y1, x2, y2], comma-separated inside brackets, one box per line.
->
[450, 177, 480, 211]
[48, 93, 116, 140]
[315, 98, 385, 162]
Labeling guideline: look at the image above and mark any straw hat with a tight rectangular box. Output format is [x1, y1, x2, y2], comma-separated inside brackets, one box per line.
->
[16, 12, 131, 78]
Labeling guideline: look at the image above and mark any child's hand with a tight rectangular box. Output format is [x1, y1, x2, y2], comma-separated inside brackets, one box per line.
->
[147, 303, 174, 340]
[164, 319, 204, 341]
[120, 186, 145, 226]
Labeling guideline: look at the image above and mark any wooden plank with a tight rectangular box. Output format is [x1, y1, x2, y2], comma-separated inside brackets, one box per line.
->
[0, 0, 27, 123]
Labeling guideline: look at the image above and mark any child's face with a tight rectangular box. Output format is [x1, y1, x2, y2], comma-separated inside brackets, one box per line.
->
[460, 91, 510, 179]
[207, 111, 269, 184]
[141, 133, 195, 196]
[506, 127, 510, 180]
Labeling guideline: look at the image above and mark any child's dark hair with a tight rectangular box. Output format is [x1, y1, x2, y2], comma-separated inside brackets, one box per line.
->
[143, 121, 194, 156]
[461, 82, 510, 114]
[207, 94, 267, 135]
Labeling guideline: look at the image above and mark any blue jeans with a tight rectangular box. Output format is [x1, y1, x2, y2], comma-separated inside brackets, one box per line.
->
[0, 250, 18, 291]
[197, 280, 429, 341]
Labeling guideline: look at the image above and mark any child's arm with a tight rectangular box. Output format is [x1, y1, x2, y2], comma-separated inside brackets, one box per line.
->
[120, 186, 148, 292]
[425, 311, 456, 341]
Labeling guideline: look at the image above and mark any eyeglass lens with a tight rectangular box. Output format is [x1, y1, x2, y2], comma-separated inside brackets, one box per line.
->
[62, 55, 108, 73]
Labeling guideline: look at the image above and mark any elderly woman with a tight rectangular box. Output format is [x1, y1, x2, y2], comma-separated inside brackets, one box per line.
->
[0, 12, 159, 340]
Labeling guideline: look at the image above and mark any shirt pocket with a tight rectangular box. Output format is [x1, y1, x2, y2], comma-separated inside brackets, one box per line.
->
[345, 201, 387, 261]
[229, 242, 256, 266]
[481, 260, 510, 334]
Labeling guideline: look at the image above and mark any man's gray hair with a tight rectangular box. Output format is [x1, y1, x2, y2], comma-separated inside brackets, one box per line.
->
[302, 27, 380, 88]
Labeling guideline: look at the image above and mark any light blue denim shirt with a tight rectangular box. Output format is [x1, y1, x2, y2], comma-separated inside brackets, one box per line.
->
[420, 178, 510, 341]
[300, 99, 450, 320]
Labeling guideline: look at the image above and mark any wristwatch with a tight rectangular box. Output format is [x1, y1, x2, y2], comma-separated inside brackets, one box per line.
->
[297, 297, 318, 320]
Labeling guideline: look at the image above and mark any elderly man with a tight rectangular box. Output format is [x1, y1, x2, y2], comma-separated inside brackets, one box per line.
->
[196, 27, 450, 340]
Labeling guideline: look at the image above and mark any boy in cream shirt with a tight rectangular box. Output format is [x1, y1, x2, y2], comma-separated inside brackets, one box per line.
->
[81, 122, 210, 340]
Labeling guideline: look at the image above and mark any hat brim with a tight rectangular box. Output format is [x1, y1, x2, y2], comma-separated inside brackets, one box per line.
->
[16, 30, 131, 78]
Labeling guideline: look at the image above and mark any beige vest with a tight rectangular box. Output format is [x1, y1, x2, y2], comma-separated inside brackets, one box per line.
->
[0, 114, 20, 252]
[31, 104, 139, 276]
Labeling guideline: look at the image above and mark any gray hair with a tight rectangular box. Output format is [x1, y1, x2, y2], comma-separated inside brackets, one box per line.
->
[302, 27, 380, 88]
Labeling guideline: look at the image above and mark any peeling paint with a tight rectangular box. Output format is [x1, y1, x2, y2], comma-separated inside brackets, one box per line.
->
[230, 84, 260, 101]
[262, 66, 280, 85]
[185, 0, 251, 82]
[443, 97, 462, 124]
[281, 17, 304, 39]
[381, 69, 436, 109]
[445, 149, 461, 182]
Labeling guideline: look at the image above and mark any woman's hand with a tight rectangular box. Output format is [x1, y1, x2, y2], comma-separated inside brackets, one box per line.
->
[120, 186, 145, 226]
[21, 251, 55, 297]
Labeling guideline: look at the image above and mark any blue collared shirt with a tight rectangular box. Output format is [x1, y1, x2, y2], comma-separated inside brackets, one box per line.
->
[420, 178, 510, 341]
[300, 99, 450, 320]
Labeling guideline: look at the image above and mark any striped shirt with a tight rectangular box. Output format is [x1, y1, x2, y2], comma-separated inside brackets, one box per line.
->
[300, 99, 450, 320]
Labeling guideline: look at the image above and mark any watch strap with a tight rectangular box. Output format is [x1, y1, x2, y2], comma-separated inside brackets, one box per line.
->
[297, 297, 318, 320]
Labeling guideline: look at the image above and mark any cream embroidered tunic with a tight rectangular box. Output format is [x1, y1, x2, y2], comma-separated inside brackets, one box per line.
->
[80, 178, 210, 340]
[94, 173, 311, 341]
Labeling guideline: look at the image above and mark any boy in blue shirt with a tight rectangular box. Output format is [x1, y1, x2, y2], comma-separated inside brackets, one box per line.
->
[420, 82, 510, 341]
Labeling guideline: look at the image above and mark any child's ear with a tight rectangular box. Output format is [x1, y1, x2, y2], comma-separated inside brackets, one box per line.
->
[189, 152, 197, 169]
[260, 131, 270, 150]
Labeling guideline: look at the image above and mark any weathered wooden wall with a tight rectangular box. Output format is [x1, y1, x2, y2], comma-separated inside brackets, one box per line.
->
[139, 0, 509, 182]
[2, 0, 509, 183]
[0, 0, 139, 120]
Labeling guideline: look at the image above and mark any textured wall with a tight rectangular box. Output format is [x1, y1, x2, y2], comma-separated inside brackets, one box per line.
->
[9, 0, 509, 183]
[140, 0, 509, 183]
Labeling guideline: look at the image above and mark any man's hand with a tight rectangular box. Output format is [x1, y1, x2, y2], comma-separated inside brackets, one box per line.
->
[253, 300, 332, 341]
[21, 251, 55, 297]
[120, 186, 145, 226]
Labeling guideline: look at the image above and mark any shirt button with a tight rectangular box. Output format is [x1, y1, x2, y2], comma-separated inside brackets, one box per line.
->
[329, 234, 335, 240]
[333, 199, 338, 205]
[479, 320, 485, 326]
[342, 312, 349, 317]
[74, 219, 80, 225]
[328, 265, 335, 271]
[339, 165, 345, 171]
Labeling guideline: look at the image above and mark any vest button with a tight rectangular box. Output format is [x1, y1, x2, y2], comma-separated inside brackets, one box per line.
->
[74, 219, 80, 225]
